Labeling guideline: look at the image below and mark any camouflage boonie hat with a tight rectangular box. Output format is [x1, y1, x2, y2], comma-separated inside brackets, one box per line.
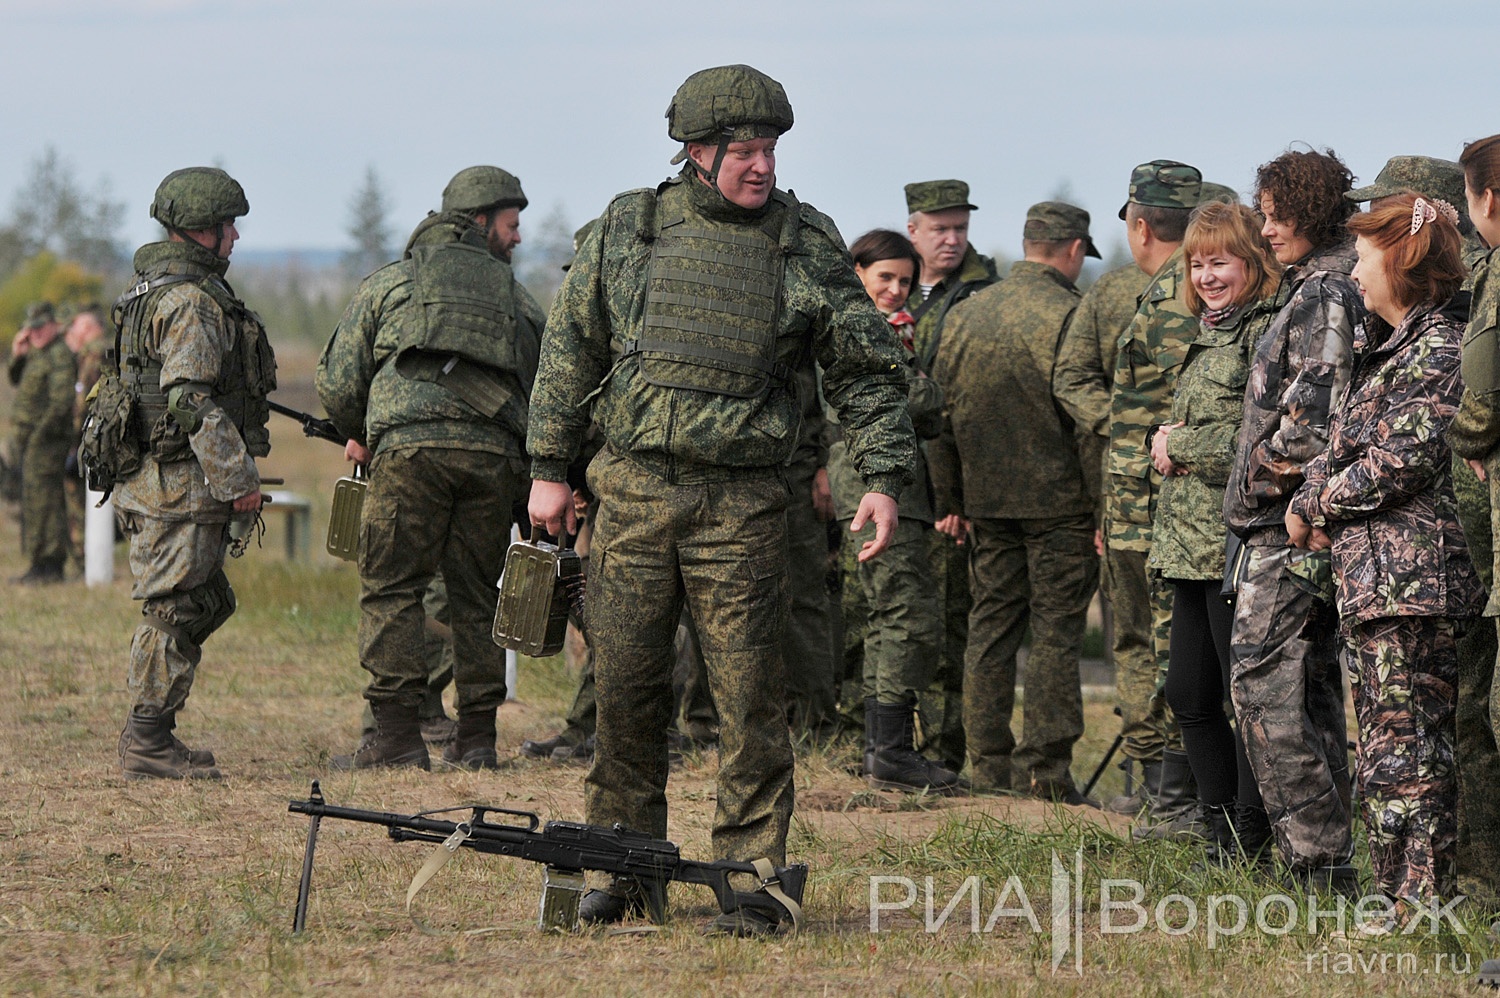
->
[1023, 202, 1100, 258]
[1345, 156, 1465, 211]
[905, 180, 978, 215]
[23, 302, 55, 328]
[442, 165, 527, 214]
[1198, 182, 1241, 206]
[1118, 160, 1202, 220]
[562, 218, 599, 272]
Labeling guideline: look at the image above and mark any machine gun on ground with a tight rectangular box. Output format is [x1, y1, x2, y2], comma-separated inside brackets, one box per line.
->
[288, 781, 805, 934]
[268, 399, 344, 446]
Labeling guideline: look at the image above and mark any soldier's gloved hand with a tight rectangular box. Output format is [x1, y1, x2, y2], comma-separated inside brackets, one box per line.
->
[851, 492, 898, 563]
[530, 480, 576, 537]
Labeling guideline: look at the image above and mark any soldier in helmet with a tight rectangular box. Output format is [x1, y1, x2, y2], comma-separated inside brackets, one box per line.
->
[112, 167, 274, 779]
[317, 165, 544, 771]
[527, 64, 915, 936]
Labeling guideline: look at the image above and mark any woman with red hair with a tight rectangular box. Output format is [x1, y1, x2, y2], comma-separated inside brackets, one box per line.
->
[1288, 193, 1485, 926]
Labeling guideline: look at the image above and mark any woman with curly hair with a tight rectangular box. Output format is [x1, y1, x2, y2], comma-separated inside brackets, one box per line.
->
[1148, 201, 1283, 865]
[1288, 194, 1484, 924]
[1223, 148, 1363, 892]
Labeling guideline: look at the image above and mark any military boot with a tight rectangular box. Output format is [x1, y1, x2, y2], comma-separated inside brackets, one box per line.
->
[1106, 758, 1159, 815]
[162, 710, 216, 768]
[12, 557, 64, 585]
[120, 710, 222, 780]
[868, 700, 966, 794]
[443, 707, 499, 770]
[577, 875, 668, 926]
[863, 698, 876, 777]
[331, 701, 430, 771]
[1132, 748, 1205, 841]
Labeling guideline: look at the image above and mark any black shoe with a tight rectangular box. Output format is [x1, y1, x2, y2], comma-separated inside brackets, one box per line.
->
[578, 878, 666, 925]
[331, 702, 430, 771]
[868, 701, 966, 795]
[1285, 863, 1361, 900]
[12, 559, 64, 585]
[706, 906, 782, 937]
[1029, 779, 1100, 809]
[521, 731, 580, 760]
[551, 734, 596, 764]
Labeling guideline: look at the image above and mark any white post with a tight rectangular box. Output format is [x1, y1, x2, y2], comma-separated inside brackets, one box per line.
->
[84, 489, 114, 586]
[505, 521, 519, 699]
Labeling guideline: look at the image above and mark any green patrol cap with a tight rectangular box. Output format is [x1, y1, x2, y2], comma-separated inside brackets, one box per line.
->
[905, 179, 978, 215]
[23, 301, 55, 328]
[1199, 182, 1240, 205]
[1345, 156, 1465, 212]
[1118, 160, 1202, 220]
[1023, 202, 1100, 258]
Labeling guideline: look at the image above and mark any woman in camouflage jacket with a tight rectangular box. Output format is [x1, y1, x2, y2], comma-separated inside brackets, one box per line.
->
[1149, 202, 1283, 864]
[1288, 194, 1485, 921]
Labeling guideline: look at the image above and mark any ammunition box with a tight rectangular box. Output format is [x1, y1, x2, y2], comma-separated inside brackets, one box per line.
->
[325, 465, 366, 561]
[493, 534, 581, 657]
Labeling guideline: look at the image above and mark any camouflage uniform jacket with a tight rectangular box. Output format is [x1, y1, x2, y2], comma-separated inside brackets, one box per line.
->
[112, 241, 267, 523]
[927, 260, 1088, 519]
[527, 171, 915, 497]
[317, 217, 545, 457]
[72, 336, 106, 435]
[1053, 263, 1153, 507]
[1106, 247, 1199, 551]
[10, 335, 76, 446]
[1448, 247, 1500, 461]
[1225, 240, 1362, 537]
[1148, 293, 1280, 581]
[1289, 301, 1484, 623]
[907, 245, 1000, 373]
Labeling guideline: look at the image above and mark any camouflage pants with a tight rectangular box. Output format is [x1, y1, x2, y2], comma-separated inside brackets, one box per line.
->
[782, 460, 836, 734]
[585, 448, 794, 864]
[361, 574, 454, 735]
[838, 527, 870, 728]
[1345, 615, 1460, 906]
[1457, 455, 1500, 898]
[845, 517, 941, 705]
[119, 513, 235, 715]
[917, 530, 969, 770]
[964, 515, 1098, 792]
[1229, 541, 1352, 870]
[20, 433, 70, 568]
[358, 446, 526, 713]
[1102, 540, 1176, 761]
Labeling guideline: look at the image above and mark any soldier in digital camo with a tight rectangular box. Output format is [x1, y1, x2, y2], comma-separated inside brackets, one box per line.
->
[930, 202, 1099, 803]
[1105, 160, 1203, 837]
[1290, 194, 1483, 918]
[317, 165, 544, 772]
[904, 178, 998, 772]
[112, 168, 274, 780]
[8, 301, 75, 584]
[526, 65, 915, 936]
[1224, 149, 1361, 890]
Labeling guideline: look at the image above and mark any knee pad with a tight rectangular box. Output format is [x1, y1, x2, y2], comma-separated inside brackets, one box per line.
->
[181, 569, 237, 646]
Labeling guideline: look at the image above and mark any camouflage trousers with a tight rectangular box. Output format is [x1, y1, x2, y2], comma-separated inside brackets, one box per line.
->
[1345, 615, 1460, 906]
[361, 574, 454, 735]
[964, 515, 1098, 792]
[1456, 455, 1500, 900]
[358, 446, 526, 713]
[1229, 540, 1352, 870]
[20, 433, 70, 569]
[1102, 540, 1176, 761]
[782, 460, 836, 734]
[917, 530, 969, 771]
[585, 448, 794, 864]
[119, 513, 235, 714]
[845, 517, 941, 705]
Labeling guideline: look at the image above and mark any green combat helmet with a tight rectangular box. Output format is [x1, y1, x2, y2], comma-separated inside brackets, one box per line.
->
[149, 167, 248, 231]
[441, 166, 528, 215]
[665, 64, 793, 194]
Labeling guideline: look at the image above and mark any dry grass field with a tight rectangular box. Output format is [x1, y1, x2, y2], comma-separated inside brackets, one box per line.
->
[0, 348, 1495, 995]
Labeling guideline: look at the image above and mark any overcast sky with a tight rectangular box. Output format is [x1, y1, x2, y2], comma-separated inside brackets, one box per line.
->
[3, 0, 1497, 264]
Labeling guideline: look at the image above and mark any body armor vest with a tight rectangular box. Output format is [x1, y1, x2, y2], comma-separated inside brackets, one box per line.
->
[403, 241, 520, 372]
[628, 193, 797, 399]
[114, 266, 275, 460]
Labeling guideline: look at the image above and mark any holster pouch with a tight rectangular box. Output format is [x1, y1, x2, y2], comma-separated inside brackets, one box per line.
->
[493, 529, 582, 657]
[326, 464, 367, 561]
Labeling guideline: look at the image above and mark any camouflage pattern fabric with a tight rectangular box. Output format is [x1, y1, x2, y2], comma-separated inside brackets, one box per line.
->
[1225, 240, 1361, 536]
[584, 447, 793, 862]
[918, 530, 969, 772]
[119, 513, 235, 713]
[1053, 264, 1153, 513]
[1103, 540, 1174, 761]
[782, 452, 836, 733]
[360, 573, 454, 736]
[66, 336, 108, 572]
[1106, 247, 1198, 551]
[1229, 541, 1351, 869]
[529, 170, 914, 866]
[844, 516, 940, 704]
[963, 514, 1097, 792]
[907, 245, 999, 374]
[1450, 248, 1500, 610]
[11, 336, 77, 569]
[1149, 296, 1280, 581]
[1344, 615, 1460, 906]
[357, 447, 526, 711]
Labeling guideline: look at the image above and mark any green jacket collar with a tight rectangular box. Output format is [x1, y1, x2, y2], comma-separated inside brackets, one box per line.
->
[132, 239, 229, 278]
[1007, 259, 1077, 292]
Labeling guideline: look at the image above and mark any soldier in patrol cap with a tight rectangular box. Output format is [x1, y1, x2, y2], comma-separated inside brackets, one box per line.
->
[8, 300, 74, 584]
[318, 164, 544, 772]
[903, 178, 997, 773]
[527, 64, 915, 936]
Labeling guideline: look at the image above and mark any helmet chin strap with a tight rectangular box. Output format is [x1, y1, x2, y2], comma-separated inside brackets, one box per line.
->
[689, 131, 734, 201]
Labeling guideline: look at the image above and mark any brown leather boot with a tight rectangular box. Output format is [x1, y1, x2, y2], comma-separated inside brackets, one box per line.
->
[443, 707, 499, 770]
[331, 701, 430, 771]
[120, 710, 222, 780]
